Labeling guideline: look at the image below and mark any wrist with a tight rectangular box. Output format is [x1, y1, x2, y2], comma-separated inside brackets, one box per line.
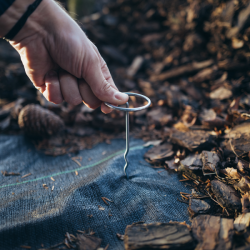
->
[0, 0, 55, 42]
[9, 0, 71, 46]
[0, 0, 37, 38]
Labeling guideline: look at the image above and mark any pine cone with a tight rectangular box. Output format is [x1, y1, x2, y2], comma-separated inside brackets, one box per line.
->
[18, 104, 64, 137]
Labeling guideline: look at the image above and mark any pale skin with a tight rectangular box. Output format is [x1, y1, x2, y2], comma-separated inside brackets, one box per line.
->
[0, 0, 129, 113]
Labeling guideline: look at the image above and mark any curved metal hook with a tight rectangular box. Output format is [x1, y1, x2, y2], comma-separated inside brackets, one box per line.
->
[105, 92, 151, 179]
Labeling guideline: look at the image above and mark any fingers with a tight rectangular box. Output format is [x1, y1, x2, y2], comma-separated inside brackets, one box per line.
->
[78, 79, 114, 113]
[101, 102, 113, 114]
[59, 70, 83, 106]
[43, 70, 63, 104]
[78, 79, 101, 109]
[82, 43, 128, 105]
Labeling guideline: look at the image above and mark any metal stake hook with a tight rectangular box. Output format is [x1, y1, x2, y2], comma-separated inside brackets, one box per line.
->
[124, 102, 129, 178]
[105, 92, 151, 179]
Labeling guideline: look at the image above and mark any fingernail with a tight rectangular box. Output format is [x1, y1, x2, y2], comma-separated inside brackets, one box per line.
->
[115, 92, 128, 101]
[47, 70, 58, 77]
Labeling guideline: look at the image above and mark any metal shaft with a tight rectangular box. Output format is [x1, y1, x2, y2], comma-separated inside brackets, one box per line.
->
[124, 102, 129, 179]
[104, 92, 151, 179]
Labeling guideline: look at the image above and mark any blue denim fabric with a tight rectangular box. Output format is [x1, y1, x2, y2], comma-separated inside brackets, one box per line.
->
[0, 135, 191, 249]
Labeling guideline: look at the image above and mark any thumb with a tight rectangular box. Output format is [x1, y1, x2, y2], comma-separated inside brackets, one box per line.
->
[82, 47, 128, 105]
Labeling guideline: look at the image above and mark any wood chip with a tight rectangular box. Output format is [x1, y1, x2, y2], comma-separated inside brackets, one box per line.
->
[210, 86, 232, 100]
[188, 198, 211, 217]
[144, 143, 174, 164]
[211, 180, 241, 211]
[201, 150, 221, 175]
[242, 193, 250, 213]
[192, 215, 234, 250]
[234, 213, 250, 232]
[76, 233, 102, 250]
[124, 222, 194, 250]
[181, 154, 203, 170]
[170, 130, 215, 151]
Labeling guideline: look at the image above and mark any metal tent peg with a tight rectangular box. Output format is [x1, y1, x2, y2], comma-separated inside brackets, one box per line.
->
[105, 92, 151, 179]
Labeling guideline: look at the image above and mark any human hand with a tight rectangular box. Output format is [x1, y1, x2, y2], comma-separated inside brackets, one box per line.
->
[2, 0, 128, 113]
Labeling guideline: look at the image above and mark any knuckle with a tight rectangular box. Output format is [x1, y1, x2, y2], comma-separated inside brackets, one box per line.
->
[102, 80, 112, 93]
[105, 75, 112, 82]
[101, 63, 108, 70]
[91, 54, 100, 65]
[95, 80, 112, 98]
[83, 54, 99, 77]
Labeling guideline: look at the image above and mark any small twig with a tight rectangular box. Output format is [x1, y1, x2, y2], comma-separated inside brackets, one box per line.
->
[77, 230, 85, 234]
[177, 198, 189, 204]
[179, 178, 190, 182]
[101, 197, 113, 205]
[71, 158, 81, 166]
[21, 173, 32, 178]
[180, 194, 189, 200]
